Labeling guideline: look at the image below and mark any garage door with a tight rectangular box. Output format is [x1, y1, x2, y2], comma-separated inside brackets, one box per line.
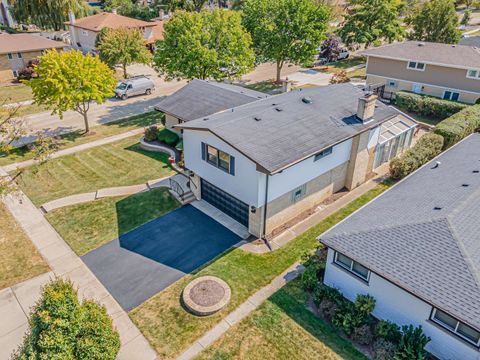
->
[201, 179, 249, 227]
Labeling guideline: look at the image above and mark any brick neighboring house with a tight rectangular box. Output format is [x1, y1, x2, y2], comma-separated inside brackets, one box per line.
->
[171, 83, 417, 238]
[361, 41, 480, 104]
[319, 133, 480, 360]
[0, 33, 65, 82]
[65, 11, 165, 53]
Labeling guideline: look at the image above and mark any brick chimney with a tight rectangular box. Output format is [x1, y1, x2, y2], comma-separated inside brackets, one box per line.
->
[357, 93, 377, 122]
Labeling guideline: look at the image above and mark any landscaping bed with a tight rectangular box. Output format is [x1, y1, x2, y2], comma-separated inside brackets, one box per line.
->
[46, 188, 180, 256]
[129, 181, 392, 359]
[0, 203, 49, 289]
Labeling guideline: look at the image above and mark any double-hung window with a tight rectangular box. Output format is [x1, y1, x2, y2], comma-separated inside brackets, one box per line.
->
[443, 90, 460, 101]
[407, 61, 425, 71]
[467, 69, 480, 80]
[431, 308, 480, 346]
[7, 53, 13, 60]
[17, 53, 22, 59]
[202, 142, 235, 175]
[314, 147, 333, 161]
[334, 251, 370, 281]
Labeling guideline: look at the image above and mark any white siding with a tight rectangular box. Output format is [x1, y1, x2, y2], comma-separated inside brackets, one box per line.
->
[324, 249, 480, 360]
[368, 126, 380, 149]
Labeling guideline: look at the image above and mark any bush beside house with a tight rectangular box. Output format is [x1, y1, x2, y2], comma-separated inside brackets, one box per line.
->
[395, 91, 469, 120]
[433, 105, 480, 149]
[143, 126, 180, 147]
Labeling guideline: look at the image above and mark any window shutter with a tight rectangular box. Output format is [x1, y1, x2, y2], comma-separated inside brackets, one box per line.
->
[201, 142, 206, 161]
[229, 156, 235, 175]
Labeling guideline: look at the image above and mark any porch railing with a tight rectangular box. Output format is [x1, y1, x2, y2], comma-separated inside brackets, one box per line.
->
[169, 178, 184, 200]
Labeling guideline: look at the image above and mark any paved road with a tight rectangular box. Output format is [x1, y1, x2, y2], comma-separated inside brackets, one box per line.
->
[82, 205, 241, 311]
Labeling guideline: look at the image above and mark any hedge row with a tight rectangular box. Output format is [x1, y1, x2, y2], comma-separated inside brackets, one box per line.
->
[390, 133, 444, 179]
[395, 91, 469, 119]
[433, 105, 480, 149]
[144, 126, 180, 147]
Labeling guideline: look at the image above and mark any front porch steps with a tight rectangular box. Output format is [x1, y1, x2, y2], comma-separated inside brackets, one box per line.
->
[169, 189, 196, 205]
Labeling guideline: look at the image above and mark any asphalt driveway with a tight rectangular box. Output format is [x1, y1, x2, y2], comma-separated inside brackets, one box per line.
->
[81, 205, 241, 311]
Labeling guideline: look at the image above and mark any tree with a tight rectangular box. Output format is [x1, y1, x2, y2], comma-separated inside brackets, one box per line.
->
[13, 0, 89, 30]
[154, 9, 255, 80]
[461, 9, 471, 26]
[103, 0, 160, 20]
[98, 28, 152, 78]
[12, 279, 120, 360]
[330, 70, 350, 83]
[407, 0, 461, 44]
[339, 0, 405, 48]
[161, 0, 207, 11]
[320, 34, 342, 63]
[28, 50, 116, 134]
[242, 0, 330, 82]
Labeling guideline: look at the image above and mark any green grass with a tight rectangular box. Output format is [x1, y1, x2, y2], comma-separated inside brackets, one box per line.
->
[0, 83, 33, 104]
[392, 104, 441, 126]
[12, 135, 175, 206]
[0, 111, 162, 166]
[244, 80, 283, 94]
[0, 203, 49, 290]
[315, 57, 366, 73]
[195, 279, 367, 360]
[130, 181, 392, 359]
[46, 188, 180, 256]
[347, 67, 366, 80]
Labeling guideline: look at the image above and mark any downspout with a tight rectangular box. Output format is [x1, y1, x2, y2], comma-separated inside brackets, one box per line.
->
[262, 173, 272, 250]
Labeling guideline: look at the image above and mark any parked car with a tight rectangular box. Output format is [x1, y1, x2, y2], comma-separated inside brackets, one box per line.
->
[115, 75, 155, 100]
[317, 46, 350, 65]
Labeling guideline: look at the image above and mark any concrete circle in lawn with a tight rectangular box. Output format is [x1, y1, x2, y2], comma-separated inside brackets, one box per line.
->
[182, 276, 231, 316]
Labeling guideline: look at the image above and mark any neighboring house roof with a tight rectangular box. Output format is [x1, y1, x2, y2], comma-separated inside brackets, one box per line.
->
[155, 79, 268, 122]
[360, 41, 480, 69]
[320, 134, 480, 331]
[65, 12, 156, 32]
[0, 33, 65, 55]
[177, 83, 400, 174]
[460, 35, 480, 48]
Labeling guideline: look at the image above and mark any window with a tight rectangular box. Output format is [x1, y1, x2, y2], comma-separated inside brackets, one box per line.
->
[201, 143, 235, 175]
[82, 30, 88, 36]
[17, 53, 22, 59]
[218, 150, 230, 172]
[467, 69, 480, 79]
[291, 184, 306, 203]
[387, 80, 397, 88]
[207, 145, 219, 166]
[443, 90, 460, 101]
[407, 61, 425, 71]
[334, 251, 370, 281]
[12, 70, 18, 78]
[431, 308, 480, 346]
[314, 147, 333, 161]
[7, 53, 12, 59]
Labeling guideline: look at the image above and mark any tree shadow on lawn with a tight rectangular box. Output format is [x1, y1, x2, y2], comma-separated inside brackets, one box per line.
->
[124, 142, 172, 169]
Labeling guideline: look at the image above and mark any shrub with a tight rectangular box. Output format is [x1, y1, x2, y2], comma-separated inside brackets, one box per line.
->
[175, 140, 184, 152]
[373, 338, 397, 360]
[158, 129, 179, 146]
[313, 285, 343, 306]
[434, 105, 480, 149]
[300, 250, 326, 291]
[333, 294, 375, 335]
[144, 125, 159, 142]
[375, 320, 402, 344]
[12, 279, 120, 360]
[318, 299, 338, 321]
[395, 91, 469, 119]
[395, 325, 430, 360]
[390, 133, 444, 179]
[352, 324, 374, 345]
[330, 70, 350, 84]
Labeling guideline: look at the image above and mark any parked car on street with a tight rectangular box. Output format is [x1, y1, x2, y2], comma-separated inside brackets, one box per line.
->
[317, 47, 350, 65]
[115, 75, 155, 100]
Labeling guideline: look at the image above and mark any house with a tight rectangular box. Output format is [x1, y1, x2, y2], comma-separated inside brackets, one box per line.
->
[65, 10, 165, 53]
[319, 133, 480, 360]
[0, 33, 65, 82]
[361, 41, 480, 104]
[154, 79, 269, 133]
[175, 83, 417, 238]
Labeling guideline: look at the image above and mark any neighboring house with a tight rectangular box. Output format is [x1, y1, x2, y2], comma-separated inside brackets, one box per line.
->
[319, 133, 480, 360]
[65, 11, 164, 53]
[154, 79, 269, 133]
[361, 41, 480, 104]
[0, 33, 65, 82]
[175, 83, 417, 238]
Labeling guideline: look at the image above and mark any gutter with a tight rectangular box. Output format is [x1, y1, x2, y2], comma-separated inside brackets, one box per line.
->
[262, 173, 272, 250]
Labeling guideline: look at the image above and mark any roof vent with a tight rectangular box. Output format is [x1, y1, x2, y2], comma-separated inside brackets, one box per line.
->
[275, 107, 283, 112]
[254, 116, 262, 121]
[462, 184, 470, 187]
[473, 170, 479, 173]
[432, 161, 441, 169]
[302, 97, 313, 104]
[203, 117, 209, 121]
[433, 206, 442, 211]
[418, 42, 425, 47]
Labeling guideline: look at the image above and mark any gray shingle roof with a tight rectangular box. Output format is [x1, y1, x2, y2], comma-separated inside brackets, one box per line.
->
[320, 134, 480, 331]
[154, 79, 268, 122]
[460, 36, 480, 48]
[361, 41, 480, 69]
[177, 83, 400, 174]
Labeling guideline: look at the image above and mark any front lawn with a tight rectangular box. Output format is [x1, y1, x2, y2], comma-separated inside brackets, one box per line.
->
[0, 111, 162, 166]
[46, 188, 180, 256]
[244, 80, 283, 94]
[130, 181, 391, 359]
[315, 57, 366, 73]
[0, 203, 49, 289]
[195, 279, 368, 360]
[0, 83, 33, 104]
[12, 135, 175, 206]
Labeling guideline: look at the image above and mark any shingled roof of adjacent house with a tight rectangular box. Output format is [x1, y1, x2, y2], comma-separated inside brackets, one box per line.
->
[361, 41, 480, 69]
[65, 12, 156, 32]
[320, 134, 480, 331]
[177, 83, 400, 174]
[155, 79, 268, 123]
[0, 33, 65, 55]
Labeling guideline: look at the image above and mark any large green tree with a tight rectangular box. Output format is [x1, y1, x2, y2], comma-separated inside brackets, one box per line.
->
[407, 0, 461, 44]
[98, 28, 152, 78]
[28, 50, 116, 133]
[242, 0, 330, 82]
[154, 9, 255, 80]
[338, 0, 404, 48]
[13, 0, 89, 30]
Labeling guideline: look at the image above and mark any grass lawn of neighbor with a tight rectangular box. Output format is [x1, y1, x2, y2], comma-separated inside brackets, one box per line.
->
[130, 181, 392, 359]
[0, 83, 33, 104]
[0, 111, 162, 166]
[315, 57, 366, 74]
[0, 203, 49, 289]
[195, 279, 367, 360]
[46, 188, 180, 256]
[12, 134, 175, 206]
